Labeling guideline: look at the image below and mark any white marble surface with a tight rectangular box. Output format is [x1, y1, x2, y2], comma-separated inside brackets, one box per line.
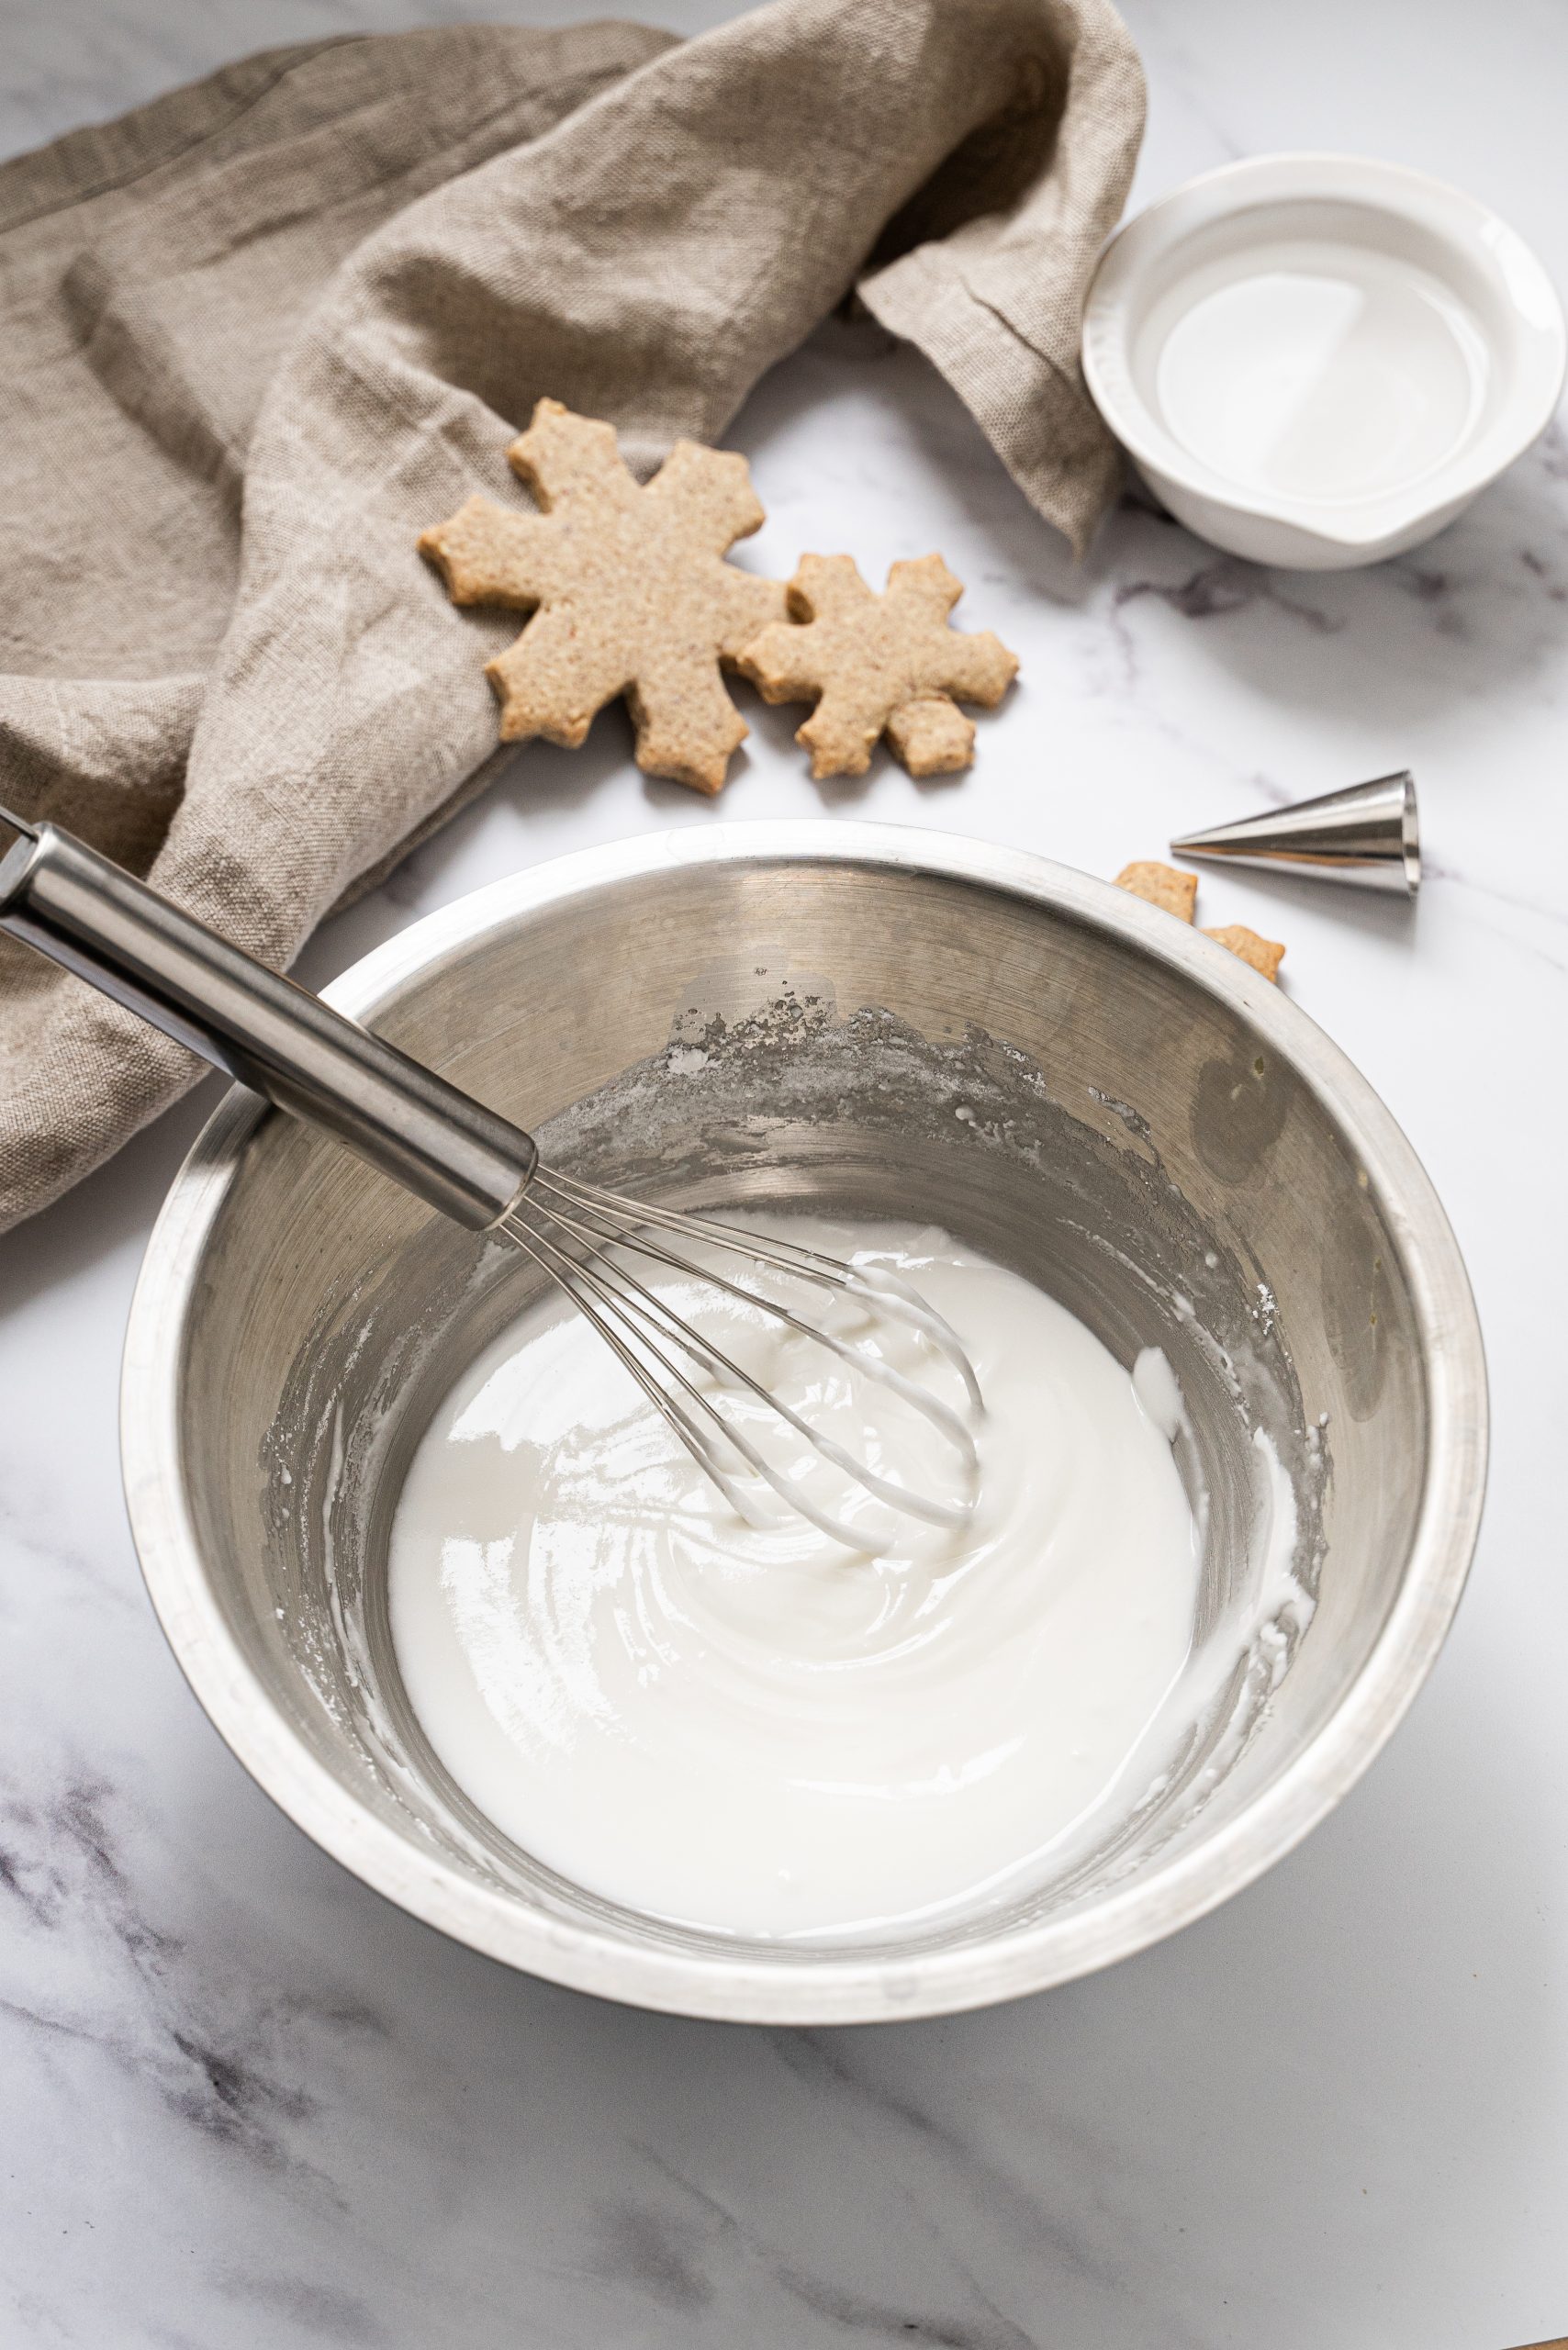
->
[2, 1, 1566, 2343]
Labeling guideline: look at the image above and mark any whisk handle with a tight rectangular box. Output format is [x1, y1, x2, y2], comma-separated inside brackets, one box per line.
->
[0, 814, 537, 1229]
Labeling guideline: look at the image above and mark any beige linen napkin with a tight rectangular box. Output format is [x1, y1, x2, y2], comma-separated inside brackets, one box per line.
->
[0, 0, 1143, 1230]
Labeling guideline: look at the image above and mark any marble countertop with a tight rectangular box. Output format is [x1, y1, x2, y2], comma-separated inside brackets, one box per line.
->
[3, 1, 1566, 2343]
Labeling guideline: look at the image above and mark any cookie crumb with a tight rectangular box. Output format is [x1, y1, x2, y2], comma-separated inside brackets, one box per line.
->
[1203, 923, 1285, 982]
[1114, 856, 1285, 980]
[1114, 861, 1197, 923]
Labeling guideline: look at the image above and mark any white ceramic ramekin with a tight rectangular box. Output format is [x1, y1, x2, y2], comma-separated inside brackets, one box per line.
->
[1082, 152, 1565, 568]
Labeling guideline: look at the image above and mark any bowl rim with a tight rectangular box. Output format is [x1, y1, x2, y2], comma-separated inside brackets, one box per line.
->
[1081, 150, 1567, 553]
[120, 822, 1488, 2024]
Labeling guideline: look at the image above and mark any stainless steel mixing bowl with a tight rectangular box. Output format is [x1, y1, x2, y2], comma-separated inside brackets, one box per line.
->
[121, 823, 1486, 2023]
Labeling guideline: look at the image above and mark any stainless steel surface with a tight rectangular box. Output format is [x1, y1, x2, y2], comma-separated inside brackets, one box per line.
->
[0, 811, 980, 1542]
[118, 823, 1487, 2024]
[1171, 771, 1421, 897]
[0, 815, 538, 1228]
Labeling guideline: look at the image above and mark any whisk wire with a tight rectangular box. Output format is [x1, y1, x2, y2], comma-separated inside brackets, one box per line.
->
[523, 1176, 980, 1483]
[512, 1201, 969, 1535]
[498, 1214, 764, 1527]
[500, 1170, 982, 1553]
[534, 1170, 983, 1409]
[501, 1207, 899, 1550]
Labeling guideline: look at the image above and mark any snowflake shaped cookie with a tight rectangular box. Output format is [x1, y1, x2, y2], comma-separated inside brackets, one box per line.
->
[420, 398, 787, 794]
[736, 553, 1018, 779]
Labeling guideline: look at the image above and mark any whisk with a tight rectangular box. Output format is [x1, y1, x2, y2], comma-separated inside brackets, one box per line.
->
[0, 809, 980, 1551]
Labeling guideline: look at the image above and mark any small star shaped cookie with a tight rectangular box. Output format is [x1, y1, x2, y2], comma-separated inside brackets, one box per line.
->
[420, 398, 787, 794]
[1114, 860, 1285, 981]
[736, 553, 1018, 779]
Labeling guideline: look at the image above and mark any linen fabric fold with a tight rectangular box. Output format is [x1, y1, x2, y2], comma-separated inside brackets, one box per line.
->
[0, 0, 1143, 1229]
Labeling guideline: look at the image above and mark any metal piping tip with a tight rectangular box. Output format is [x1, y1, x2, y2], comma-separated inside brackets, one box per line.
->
[1171, 771, 1418, 899]
[0, 801, 39, 842]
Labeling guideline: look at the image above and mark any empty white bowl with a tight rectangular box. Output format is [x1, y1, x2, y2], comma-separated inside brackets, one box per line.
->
[1082, 153, 1565, 568]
